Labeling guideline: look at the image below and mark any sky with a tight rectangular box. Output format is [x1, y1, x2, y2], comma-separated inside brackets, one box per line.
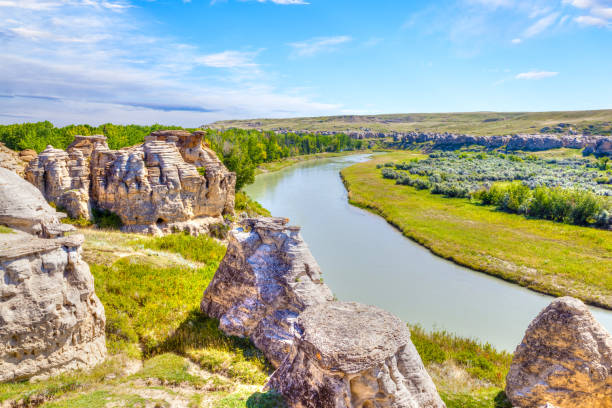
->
[0, 0, 611, 127]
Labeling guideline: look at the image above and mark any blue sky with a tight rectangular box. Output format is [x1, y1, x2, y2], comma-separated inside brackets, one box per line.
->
[0, 0, 611, 126]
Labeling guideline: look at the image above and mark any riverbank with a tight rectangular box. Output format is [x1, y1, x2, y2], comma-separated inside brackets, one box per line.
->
[341, 152, 612, 309]
[255, 150, 374, 175]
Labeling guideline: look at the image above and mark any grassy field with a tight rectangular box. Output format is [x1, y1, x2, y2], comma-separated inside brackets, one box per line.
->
[341, 151, 612, 309]
[210, 110, 612, 136]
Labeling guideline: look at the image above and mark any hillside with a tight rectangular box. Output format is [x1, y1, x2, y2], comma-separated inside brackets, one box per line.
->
[208, 110, 612, 136]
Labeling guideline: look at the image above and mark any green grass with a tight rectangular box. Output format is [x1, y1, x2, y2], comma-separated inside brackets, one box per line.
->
[235, 191, 271, 217]
[211, 109, 612, 136]
[341, 152, 612, 308]
[141, 232, 227, 264]
[410, 325, 512, 407]
[0, 225, 13, 233]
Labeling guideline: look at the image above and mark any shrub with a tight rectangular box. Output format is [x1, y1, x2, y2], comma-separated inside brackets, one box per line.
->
[92, 208, 123, 229]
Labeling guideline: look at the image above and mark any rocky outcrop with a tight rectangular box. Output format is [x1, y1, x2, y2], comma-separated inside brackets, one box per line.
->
[25, 131, 236, 234]
[506, 297, 612, 408]
[200, 217, 334, 367]
[0, 169, 106, 382]
[268, 301, 446, 408]
[26, 144, 93, 220]
[0, 143, 26, 176]
[0, 168, 74, 238]
[201, 217, 445, 407]
[391, 132, 612, 153]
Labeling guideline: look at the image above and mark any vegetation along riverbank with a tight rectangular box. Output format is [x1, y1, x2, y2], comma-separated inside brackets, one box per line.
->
[341, 151, 612, 309]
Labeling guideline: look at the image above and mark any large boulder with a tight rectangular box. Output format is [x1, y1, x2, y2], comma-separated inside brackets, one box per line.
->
[0, 168, 74, 238]
[200, 217, 334, 367]
[267, 301, 446, 408]
[506, 297, 612, 408]
[0, 170, 106, 382]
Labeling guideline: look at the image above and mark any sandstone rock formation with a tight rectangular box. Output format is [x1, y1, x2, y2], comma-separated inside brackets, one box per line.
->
[25, 131, 236, 235]
[0, 168, 106, 382]
[268, 301, 446, 408]
[391, 131, 612, 153]
[506, 297, 612, 408]
[0, 168, 74, 238]
[200, 217, 334, 367]
[0, 143, 26, 176]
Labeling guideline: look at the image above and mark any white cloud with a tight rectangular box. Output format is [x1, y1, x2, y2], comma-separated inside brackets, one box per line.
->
[523, 12, 560, 37]
[511, 37, 522, 43]
[195, 50, 259, 68]
[564, 0, 612, 26]
[515, 70, 559, 79]
[288, 36, 352, 57]
[575, 14, 610, 24]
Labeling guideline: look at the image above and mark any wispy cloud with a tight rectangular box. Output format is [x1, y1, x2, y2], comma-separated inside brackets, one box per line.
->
[288, 36, 352, 57]
[515, 70, 559, 79]
[564, 0, 612, 26]
[195, 50, 260, 68]
[523, 12, 560, 37]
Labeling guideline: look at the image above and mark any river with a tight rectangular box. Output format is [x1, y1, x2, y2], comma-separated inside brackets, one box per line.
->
[245, 154, 612, 351]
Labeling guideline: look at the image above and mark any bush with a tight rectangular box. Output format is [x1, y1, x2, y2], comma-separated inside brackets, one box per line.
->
[92, 208, 123, 229]
[476, 182, 611, 227]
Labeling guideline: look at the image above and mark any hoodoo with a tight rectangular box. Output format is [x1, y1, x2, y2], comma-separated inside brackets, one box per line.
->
[268, 301, 446, 408]
[0, 168, 106, 382]
[25, 130, 236, 235]
[506, 297, 612, 408]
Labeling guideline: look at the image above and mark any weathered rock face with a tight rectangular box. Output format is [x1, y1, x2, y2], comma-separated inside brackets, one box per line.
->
[26, 144, 93, 220]
[200, 217, 334, 367]
[24, 132, 236, 234]
[267, 301, 446, 408]
[0, 143, 26, 176]
[506, 297, 612, 408]
[0, 168, 74, 238]
[390, 131, 612, 154]
[0, 170, 106, 382]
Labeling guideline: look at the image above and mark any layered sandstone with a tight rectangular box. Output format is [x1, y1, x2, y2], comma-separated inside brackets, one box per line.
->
[268, 301, 446, 408]
[0, 168, 74, 238]
[200, 217, 334, 367]
[0, 168, 106, 382]
[25, 131, 236, 234]
[0, 143, 27, 176]
[506, 297, 612, 408]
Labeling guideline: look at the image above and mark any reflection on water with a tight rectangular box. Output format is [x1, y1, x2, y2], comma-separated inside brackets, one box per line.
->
[245, 154, 612, 351]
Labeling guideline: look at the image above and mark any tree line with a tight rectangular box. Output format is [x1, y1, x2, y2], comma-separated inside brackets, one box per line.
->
[0, 121, 366, 190]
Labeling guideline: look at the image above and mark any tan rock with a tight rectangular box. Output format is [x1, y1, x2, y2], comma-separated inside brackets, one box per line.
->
[25, 143, 92, 219]
[18, 149, 38, 163]
[0, 170, 106, 382]
[201, 217, 334, 367]
[506, 297, 612, 408]
[268, 301, 446, 408]
[24, 132, 235, 234]
[0, 168, 74, 238]
[0, 143, 26, 176]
